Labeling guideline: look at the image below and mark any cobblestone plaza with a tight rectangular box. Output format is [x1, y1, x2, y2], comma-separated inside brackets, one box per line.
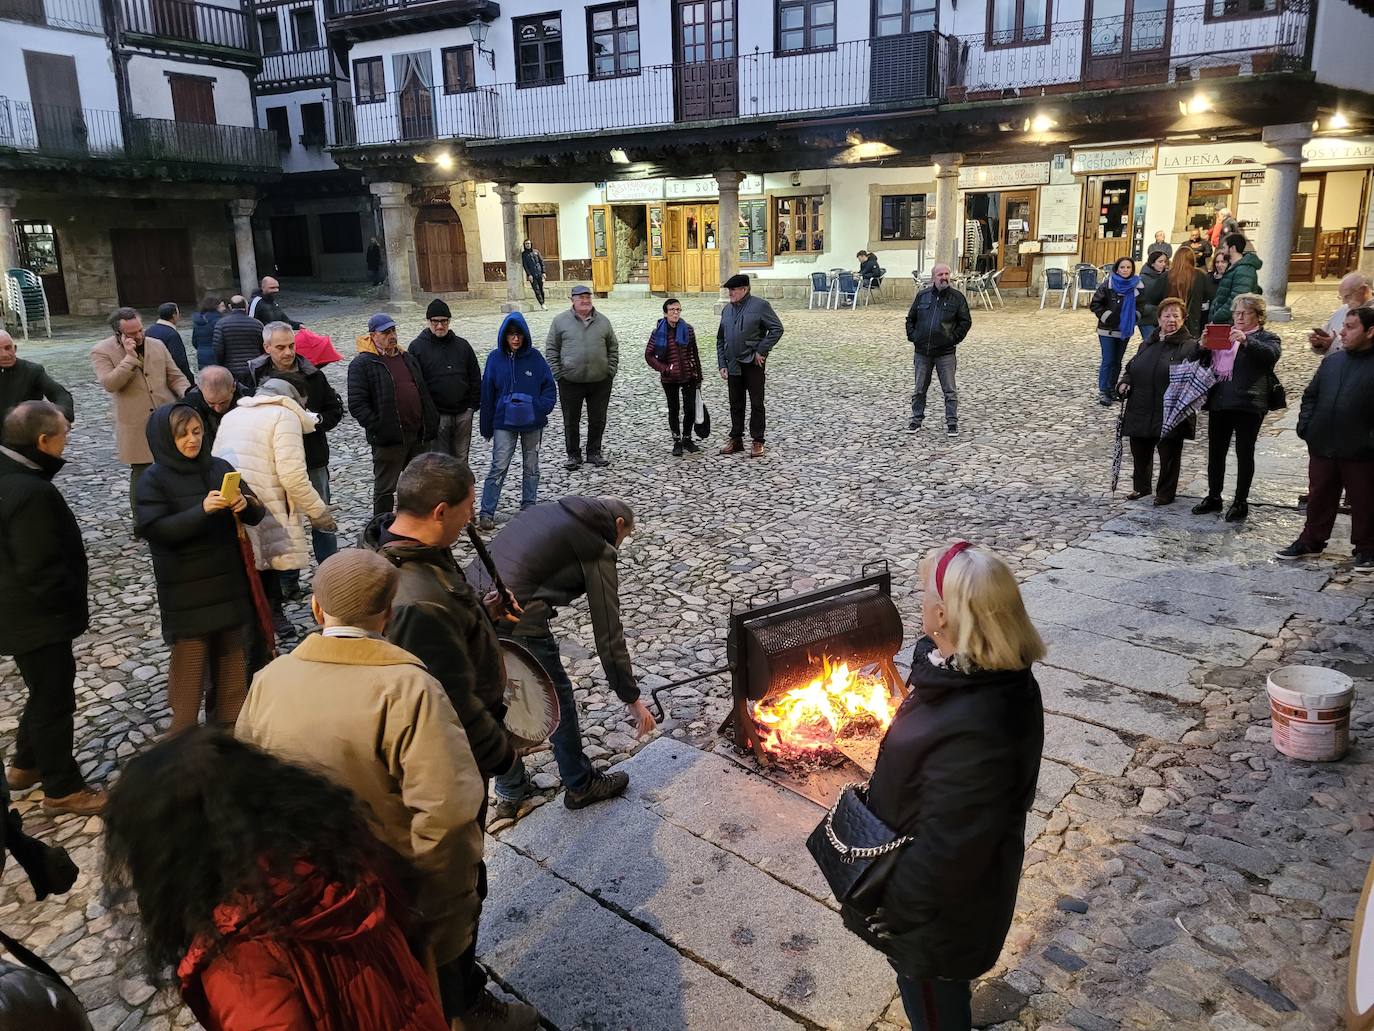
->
[1, 290, 1369, 1030]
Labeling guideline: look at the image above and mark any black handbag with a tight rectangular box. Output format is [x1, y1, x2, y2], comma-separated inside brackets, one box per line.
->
[1267, 372, 1287, 411]
[805, 782, 911, 917]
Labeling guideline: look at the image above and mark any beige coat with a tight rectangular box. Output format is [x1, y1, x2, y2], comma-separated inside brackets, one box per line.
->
[211, 394, 329, 570]
[90, 334, 190, 465]
[235, 632, 485, 964]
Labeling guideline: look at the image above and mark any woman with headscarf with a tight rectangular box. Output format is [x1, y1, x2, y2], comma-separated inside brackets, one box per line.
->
[644, 297, 705, 457]
[135, 403, 264, 731]
[1089, 257, 1142, 406]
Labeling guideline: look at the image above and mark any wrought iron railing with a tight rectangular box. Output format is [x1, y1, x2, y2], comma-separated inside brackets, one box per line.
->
[119, 0, 254, 52]
[323, 0, 485, 18]
[0, 0, 103, 31]
[256, 46, 333, 86]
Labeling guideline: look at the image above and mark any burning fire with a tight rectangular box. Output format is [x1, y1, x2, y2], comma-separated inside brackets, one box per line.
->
[750, 658, 897, 759]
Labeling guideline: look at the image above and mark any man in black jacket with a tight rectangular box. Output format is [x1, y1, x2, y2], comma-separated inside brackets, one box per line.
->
[1278, 305, 1374, 568]
[348, 312, 439, 514]
[0, 402, 104, 816]
[182, 365, 244, 451]
[905, 264, 972, 436]
[249, 276, 300, 329]
[0, 331, 73, 427]
[144, 302, 194, 382]
[409, 299, 481, 465]
[716, 274, 784, 457]
[521, 239, 547, 310]
[466, 496, 656, 820]
[211, 295, 265, 380]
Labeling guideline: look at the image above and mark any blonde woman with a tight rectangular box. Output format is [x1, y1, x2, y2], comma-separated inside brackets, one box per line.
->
[843, 542, 1045, 1031]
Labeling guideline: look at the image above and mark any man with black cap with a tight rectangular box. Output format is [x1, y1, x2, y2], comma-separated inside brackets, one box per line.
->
[409, 299, 481, 465]
[546, 284, 619, 469]
[347, 312, 439, 514]
[717, 273, 783, 458]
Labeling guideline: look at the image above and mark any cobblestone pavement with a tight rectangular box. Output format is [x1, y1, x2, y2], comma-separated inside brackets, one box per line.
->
[1, 288, 1368, 1030]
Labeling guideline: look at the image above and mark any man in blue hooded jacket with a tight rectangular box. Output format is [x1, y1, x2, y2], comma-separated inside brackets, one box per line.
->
[477, 312, 556, 531]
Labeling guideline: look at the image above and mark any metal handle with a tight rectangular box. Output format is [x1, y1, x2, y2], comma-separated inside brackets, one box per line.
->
[824, 783, 912, 864]
[648, 665, 732, 721]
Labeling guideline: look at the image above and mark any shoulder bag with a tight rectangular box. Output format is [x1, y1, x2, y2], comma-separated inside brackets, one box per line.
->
[805, 781, 911, 917]
[1267, 371, 1287, 411]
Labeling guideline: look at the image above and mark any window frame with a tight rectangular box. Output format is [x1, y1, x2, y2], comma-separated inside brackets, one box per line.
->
[776, 0, 838, 55]
[299, 101, 327, 147]
[264, 104, 291, 149]
[984, 0, 1052, 49]
[257, 13, 283, 54]
[879, 193, 927, 242]
[1203, 0, 1280, 22]
[513, 11, 565, 88]
[587, 1, 640, 80]
[353, 57, 385, 104]
[871, 0, 938, 37]
[772, 193, 827, 256]
[441, 44, 476, 95]
[289, 7, 319, 50]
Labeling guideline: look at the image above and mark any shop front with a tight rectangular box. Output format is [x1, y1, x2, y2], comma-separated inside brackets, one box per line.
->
[957, 161, 1047, 290]
[1071, 145, 1157, 268]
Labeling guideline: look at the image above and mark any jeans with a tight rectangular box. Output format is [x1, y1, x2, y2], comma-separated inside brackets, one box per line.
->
[434, 411, 475, 466]
[1299, 455, 1373, 552]
[529, 276, 546, 306]
[12, 640, 86, 797]
[558, 377, 613, 458]
[1205, 409, 1264, 504]
[370, 433, 426, 515]
[480, 428, 541, 519]
[1129, 436, 1185, 501]
[493, 631, 594, 800]
[897, 976, 972, 1031]
[727, 361, 767, 443]
[911, 352, 958, 428]
[307, 465, 337, 562]
[1098, 335, 1127, 397]
[664, 381, 699, 439]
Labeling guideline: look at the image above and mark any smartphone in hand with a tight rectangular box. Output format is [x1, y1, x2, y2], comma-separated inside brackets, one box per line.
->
[220, 471, 241, 505]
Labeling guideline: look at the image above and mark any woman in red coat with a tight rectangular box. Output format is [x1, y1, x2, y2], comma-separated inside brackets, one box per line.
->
[102, 729, 446, 1031]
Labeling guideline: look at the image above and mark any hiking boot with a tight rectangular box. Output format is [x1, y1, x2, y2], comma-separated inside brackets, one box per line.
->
[456, 989, 540, 1031]
[42, 787, 106, 817]
[477, 516, 496, 532]
[1224, 501, 1249, 523]
[749, 441, 765, 458]
[6, 767, 40, 791]
[1276, 540, 1323, 561]
[672, 439, 684, 457]
[491, 797, 521, 824]
[681, 437, 700, 453]
[586, 452, 610, 467]
[1354, 551, 1374, 571]
[907, 418, 922, 431]
[1191, 496, 1223, 515]
[564, 453, 583, 470]
[564, 770, 629, 810]
[718, 438, 743, 455]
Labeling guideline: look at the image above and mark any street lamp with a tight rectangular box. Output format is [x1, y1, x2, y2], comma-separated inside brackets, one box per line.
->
[468, 20, 495, 69]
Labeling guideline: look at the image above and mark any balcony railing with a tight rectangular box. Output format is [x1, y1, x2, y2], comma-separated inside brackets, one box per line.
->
[256, 46, 333, 87]
[0, 98, 280, 170]
[119, 0, 254, 53]
[0, 0, 103, 31]
[324, 0, 488, 19]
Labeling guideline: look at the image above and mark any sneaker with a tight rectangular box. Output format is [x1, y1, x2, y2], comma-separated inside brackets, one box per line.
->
[1354, 552, 1374, 571]
[539, 303, 547, 311]
[946, 425, 958, 437]
[564, 453, 583, 471]
[1098, 393, 1115, 406]
[564, 770, 629, 810]
[457, 988, 540, 1031]
[6, 767, 40, 791]
[477, 516, 496, 532]
[1276, 540, 1323, 560]
[1191, 496, 1223, 515]
[681, 437, 700, 453]
[672, 439, 684, 457]
[586, 452, 610, 467]
[42, 787, 106, 817]
[907, 418, 922, 431]
[1224, 501, 1249, 523]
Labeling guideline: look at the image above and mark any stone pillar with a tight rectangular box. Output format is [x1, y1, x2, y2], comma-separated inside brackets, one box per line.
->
[931, 154, 963, 271]
[1254, 123, 1311, 322]
[369, 181, 415, 301]
[229, 198, 258, 298]
[494, 181, 523, 313]
[714, 170, 743, 313]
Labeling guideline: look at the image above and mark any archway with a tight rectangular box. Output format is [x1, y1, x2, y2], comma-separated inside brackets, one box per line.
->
[415, 205, 468, 293]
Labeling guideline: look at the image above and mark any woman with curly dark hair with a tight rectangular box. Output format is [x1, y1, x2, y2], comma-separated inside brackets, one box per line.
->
[102, 728, 447, 1031]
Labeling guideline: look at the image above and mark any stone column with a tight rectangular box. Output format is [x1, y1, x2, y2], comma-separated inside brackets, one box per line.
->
[369, 181, 415, 301]
[714, 170, 743, 313]
[494, 182, 523, 313]
[931, 153, 963, 271]
[1254, 123, 1311, 322]
[229, 198, 258, 298]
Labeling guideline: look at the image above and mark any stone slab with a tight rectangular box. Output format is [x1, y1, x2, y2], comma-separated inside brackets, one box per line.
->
[1042, 713, 1135, 777]
[1043, 545, 1331, 594]
[1036, 665, 1197, 743]
[1037, 624, 1204, 703]
[481, 842, 805, 1031]
[500, 792, 895, 1028]
[1034, 758, 1080, 815]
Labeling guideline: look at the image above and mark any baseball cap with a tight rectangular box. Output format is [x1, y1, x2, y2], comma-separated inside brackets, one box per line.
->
[367, 312, 397, 333]
[570, 285, 592, 297]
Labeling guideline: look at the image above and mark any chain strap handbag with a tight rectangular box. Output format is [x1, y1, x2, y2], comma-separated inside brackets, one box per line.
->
[805, 781, 912, 917]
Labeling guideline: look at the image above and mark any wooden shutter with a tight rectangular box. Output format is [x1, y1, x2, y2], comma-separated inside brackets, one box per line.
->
[169, 74, 216, 124]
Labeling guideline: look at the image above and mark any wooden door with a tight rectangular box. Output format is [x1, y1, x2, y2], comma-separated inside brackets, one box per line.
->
[415, 206, 468, 293]
[398, 65, 434, 141]
[1083, 0, 1172, 84]
[588, 205, 613, 295]
[682, 205, 703, 293]
[1287, 174, 1324, 284]
[169, 74, 216, 123]
[648, 204, 668, 293]
[999, 189, 1038, 289]
[110, 228, 195, 307]
[666, 206, 685, 293]
[674, 1, 737, 121]
[1080, 175, 1136, 270]
[23, 52, 86, 155]
[270, 215, 312, 277]
[701, 203, 720, 291]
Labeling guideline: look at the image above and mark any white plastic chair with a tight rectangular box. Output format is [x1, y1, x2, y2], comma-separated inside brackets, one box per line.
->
[988, 267, 1006, 307]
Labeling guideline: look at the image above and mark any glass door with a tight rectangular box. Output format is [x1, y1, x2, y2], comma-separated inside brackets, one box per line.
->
[1083, 0, 1172, 84]
[1000, 189, 1038, 289]
[1287, 174, 1323, 284]
[674, 1, 737, 121]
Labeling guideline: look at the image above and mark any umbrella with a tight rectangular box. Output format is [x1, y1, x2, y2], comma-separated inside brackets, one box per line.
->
[236, 519, 277, 661]
[1161, 360, 1217, 437]
[1110, 397, 1127, 493]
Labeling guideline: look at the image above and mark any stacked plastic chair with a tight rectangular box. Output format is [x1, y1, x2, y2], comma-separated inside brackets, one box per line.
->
[4, 269, 51, 340]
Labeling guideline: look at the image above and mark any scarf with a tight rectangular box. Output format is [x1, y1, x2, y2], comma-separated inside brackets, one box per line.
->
[1212, 339, 1240, 381]
[1110, 273, 1141, 340]
[650, 317, 690, 361]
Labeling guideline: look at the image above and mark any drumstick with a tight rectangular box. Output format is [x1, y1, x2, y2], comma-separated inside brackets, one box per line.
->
[466, 524, 520, 622]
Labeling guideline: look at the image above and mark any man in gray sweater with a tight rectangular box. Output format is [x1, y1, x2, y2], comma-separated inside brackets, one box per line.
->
[545, 285, 619, 470]
[717, 273, 783, 457]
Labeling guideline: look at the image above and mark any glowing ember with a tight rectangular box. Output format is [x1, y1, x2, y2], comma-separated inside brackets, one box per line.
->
[750, 658, 897, 760]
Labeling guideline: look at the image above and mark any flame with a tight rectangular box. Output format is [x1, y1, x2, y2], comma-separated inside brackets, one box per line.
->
[750, 658, 896, 759]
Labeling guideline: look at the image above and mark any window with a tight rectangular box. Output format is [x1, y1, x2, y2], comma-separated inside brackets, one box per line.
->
[264, 106, 290, 149]
[319, 212, 364, 254]
[588, 2, 639, 78]
[353, 57, 385, 103]
[442, 45, 476, 94]
[874, 0, 937, 35]
[987, 0, 1049, 46]
[778, 0, 835, 52]
[258, 14, 282, 54]
[773, 194, 825, 255]
[168, 73, 215, 124]
[514, 13, 563, 87]
[523, 213, 560, 259]
[290, 7, 319, 49]
[1207, 0, 1278, 18]
[880, 194, 927, 241]
[300, 102, 327, 146]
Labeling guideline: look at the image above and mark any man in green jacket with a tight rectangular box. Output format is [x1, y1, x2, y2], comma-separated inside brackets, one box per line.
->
[546, 285, 619, 470]
[0, 331, 73, 427]
[1209, 233, 1263, 324]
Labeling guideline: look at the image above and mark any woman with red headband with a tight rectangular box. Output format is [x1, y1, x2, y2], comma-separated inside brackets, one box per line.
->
[843, 541, 1045, 1031]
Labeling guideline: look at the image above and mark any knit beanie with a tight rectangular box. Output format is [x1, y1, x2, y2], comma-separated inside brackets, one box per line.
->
[312, 550, 398, 624]
[426, 298, 451, 320]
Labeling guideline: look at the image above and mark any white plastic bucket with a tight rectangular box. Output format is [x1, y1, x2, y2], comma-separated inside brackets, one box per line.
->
[1267, 665, 1355, 762]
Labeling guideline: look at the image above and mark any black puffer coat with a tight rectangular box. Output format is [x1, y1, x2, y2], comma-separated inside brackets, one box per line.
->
[842, 636, 1043, 981]
[134, 403, 264, 644]
[1207, 327, 1280, 415]
[407, 329, 482, 416]
[1298, 346, 1374, 461]
[1121, 329, 1204, 440]
[347, 350, 440, 447]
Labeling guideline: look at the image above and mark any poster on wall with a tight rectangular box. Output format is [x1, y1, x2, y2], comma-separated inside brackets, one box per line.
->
[1038, 184, 1081, 237]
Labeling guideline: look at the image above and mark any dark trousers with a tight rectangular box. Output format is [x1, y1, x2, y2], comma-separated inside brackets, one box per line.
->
[1205, 409, 1264, 504]
[435, 786, 489, 1018]
[664, 381, 699, 439]
[897, 976, 972, 1031]
[371, 433, 426, 515]
[727, 361, 766, 443]
[529, 276, 546, 305]
[493, 630, 595, 800]
[1129, 435, 1185, 501]
[129, 463, 150, 517]
[12, 640, 85, 797]
[1299, 455, 1374, 552]
[558, 377, 613, 458]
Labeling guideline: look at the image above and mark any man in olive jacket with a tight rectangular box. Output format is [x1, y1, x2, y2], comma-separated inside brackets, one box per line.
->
[716, 273, 784, 457]
[546, 284, 619, 469]
[1208, 233, 1263, 325]
[905, 264, 972, 435]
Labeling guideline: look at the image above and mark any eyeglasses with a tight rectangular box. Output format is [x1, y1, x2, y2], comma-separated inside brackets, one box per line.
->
[429, 318, 450, 326]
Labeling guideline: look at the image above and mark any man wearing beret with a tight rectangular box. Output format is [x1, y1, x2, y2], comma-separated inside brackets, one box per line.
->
[716, 273, 783, 458]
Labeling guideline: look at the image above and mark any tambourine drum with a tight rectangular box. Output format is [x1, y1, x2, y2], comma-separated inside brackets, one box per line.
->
[1349, 856, 1374, 1030]
[499, 638, 560, 752]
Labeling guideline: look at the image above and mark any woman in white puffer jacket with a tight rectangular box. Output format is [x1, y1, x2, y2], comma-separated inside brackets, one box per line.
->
[212, 375, 335, 632]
